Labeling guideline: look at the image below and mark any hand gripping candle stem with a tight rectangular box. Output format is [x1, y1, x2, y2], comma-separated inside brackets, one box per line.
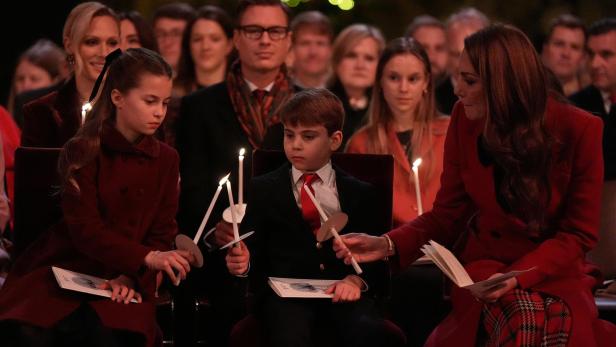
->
[193, 174, 229, 243]
[412, 158, 423, 215]
[303, 185, 363, 274]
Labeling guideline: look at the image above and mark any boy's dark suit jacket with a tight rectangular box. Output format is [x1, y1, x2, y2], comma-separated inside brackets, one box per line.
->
[570, 85, 616, 180]
[241, 163, 387, 306]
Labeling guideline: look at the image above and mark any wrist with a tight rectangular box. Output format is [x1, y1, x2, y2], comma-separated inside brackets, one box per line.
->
[383, 235, 395, 258]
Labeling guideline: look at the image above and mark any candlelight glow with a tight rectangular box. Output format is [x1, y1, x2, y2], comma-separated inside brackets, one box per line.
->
[413, 158, 423, 169]
[219, 173, 231, 186]
[239, 148, 246, 157]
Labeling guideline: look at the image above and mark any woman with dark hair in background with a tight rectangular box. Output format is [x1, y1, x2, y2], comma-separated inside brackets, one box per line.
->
[119, 11, 158, 52]
[335, 24, 616, 346]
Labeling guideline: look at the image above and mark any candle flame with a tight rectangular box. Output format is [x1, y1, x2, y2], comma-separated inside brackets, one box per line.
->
[219, 173, 231, 186]
[239, 148, 245, 157]
[412, 158, 422, 168]
[81, 102, 92, 115]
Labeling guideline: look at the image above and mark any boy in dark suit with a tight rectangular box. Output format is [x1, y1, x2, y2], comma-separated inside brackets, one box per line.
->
[226, 89, 403, 347]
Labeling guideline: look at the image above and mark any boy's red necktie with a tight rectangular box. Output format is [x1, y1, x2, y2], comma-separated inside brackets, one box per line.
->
[301, 173, 321, 233]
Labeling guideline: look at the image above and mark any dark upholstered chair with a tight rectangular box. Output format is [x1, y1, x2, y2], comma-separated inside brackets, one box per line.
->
[13, 147, 62, 257]
[589, 181, 616, 323]
[229, 149, 405, 347]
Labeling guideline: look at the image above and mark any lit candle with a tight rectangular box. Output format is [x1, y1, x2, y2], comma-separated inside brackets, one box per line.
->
[226, 180, 240, 242]
[238, 148, 245, 205]
[193, 174, 229, 243]
[303, 185, 363, 274]
[412, 158, 423, 215]
[81, 102, 92, 124]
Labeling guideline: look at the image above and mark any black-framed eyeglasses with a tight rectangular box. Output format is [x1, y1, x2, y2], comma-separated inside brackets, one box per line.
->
[239, 25, 289, 41]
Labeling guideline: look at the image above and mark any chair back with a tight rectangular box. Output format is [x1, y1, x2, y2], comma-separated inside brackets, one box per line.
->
[13, 147, 62, 256]
[589, 181, 616, 279]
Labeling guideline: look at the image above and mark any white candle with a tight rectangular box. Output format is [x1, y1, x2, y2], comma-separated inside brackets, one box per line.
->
[81, 102, 92, 124]
[303, 186, 363, 274]
[238, 148, 245, 205]
[193, 174, 229, 243]
[412, 158, 423, 215]
[226, 180, 240, 241]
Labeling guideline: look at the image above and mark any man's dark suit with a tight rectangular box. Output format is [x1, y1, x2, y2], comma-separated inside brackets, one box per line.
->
[241, 163, 395, 347]
[570, 85, 616, 180]
[175, 80, 287, 346]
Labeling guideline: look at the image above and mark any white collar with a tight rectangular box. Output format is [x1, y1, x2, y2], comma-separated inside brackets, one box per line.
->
[291, 161, 334, 186]
[245, 78, 274, 92]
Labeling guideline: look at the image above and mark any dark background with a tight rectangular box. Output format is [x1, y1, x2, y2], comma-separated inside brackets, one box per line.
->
[2, 0, 615, 106]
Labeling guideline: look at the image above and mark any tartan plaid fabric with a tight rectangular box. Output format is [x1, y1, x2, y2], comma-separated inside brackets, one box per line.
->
[481, 289, 571, 347]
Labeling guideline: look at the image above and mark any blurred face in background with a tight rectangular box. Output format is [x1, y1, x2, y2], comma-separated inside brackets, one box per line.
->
[190, 18, 232, 74]
[336, 37, 380, 92]
[587, 31, 616, 93]
[541, 26, 586, 81]
[14, 59, 55, 94]
[412, 25, 448, 80]
[446, 21, 484, 78]
[154, 17, 188, 70]
[292, 28, 332, 79]
[120, 19, 142, 50]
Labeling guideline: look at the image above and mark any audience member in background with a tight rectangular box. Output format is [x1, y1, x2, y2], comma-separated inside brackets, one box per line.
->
[152, 2, 195, 74]
[173, 5, 234, 97]
[163, 5, 234, 147]
[21, 2, 120, 148]
[570, 18, 616, 181]
[437, 7, 489, 115]
[329, 24, 385, 148]
[176, 1, 295, 344]
[8, 39, 68, 127]
[119, 11, 158, 52]
[347, 37, 449, 227]
[287, 11, 333, 89]
[541, 14, 587, 97]
[336, 24, 616, 347]
[406, 16, 448, 87]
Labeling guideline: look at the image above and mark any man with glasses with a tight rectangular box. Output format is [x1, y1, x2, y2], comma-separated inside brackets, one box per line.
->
[175, 0, 294, 344]
[152, 2, 195, 73]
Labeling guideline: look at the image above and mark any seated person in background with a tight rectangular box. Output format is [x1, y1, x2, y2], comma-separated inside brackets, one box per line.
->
[119, 11, 159, 52]
[226, 89, 404, 347]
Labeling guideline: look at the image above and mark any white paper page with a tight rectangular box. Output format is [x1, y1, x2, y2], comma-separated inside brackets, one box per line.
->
[268, 277, 338, 298]
[428, 240, 474, 287]
[52, 266, 138, 303]
[463, 268, 536, 292]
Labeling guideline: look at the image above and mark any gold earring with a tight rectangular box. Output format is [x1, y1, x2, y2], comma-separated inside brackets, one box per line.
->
[67, 54, 75, 65]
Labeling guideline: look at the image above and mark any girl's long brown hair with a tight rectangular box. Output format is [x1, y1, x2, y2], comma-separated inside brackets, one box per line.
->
[465, 24, 552, 232]
[58, 48, 172, 193]
[350, 37, 440, 181]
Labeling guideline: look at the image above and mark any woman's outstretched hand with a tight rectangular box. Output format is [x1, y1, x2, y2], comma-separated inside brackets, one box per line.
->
[332, 233, 390, 264]
[144, 250, 193, 285]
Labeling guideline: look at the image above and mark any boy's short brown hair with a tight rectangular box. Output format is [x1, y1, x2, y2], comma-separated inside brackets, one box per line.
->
[280, 88, 345, 135]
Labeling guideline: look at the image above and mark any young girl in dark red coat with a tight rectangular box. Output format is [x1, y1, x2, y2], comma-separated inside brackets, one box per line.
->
[335, 24, 616, 346]
[0, 48, 193, 347]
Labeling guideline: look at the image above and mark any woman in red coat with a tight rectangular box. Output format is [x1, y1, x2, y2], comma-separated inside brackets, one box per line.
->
[335, 24, 616, 346]
[346, 37, 449, 227]
[0, 48, 193, 347]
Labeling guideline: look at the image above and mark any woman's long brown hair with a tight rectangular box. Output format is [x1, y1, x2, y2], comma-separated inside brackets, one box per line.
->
[465, 24, 552, 233]
[58, 48, 172, 193]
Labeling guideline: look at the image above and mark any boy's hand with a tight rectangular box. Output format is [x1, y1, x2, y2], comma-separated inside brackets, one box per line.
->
[226, 240, 250, 276]
[325, 275, 362, 303]
[97, 274, 142, 304]
[214, 221, 236, 246]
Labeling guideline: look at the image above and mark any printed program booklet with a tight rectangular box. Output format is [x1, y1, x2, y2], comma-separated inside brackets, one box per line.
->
[420, 240, 535, 293]
[268, 277, 338, 298]
[52, 266, 138, 303]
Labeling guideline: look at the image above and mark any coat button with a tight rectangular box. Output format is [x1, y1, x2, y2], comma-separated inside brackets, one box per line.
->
[490, 230, 501, 239]
[319, 264, 325, 271]
[316, 242, 322, 249]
